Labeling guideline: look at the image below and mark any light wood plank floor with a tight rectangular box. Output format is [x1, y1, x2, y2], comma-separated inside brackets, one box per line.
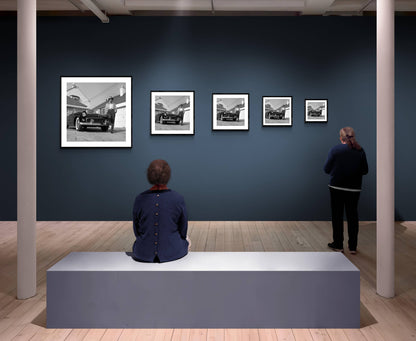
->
[1, 221, 415, 341]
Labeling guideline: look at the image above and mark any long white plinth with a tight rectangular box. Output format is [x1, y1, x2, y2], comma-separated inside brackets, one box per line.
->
[47, 252, 360, 328]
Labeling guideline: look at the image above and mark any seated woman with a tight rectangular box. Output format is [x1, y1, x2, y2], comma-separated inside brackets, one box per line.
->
[132, 159, 189, 263]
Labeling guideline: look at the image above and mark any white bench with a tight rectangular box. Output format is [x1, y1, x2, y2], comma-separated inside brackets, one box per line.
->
[47, 251, 360, 328]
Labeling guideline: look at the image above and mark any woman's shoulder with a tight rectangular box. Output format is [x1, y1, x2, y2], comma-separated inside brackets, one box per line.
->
[137, 189, 153, 196]
[164, 189, 184, 199]
[159, 190, 185, 204]
[329, 143, 347, 154]
[136, 189, 183, 198]
[134, 189, 156, 201]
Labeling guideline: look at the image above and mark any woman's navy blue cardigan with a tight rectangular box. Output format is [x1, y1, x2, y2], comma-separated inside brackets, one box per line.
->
[132, 189, 189, 263]
[324, 144, 368, 189]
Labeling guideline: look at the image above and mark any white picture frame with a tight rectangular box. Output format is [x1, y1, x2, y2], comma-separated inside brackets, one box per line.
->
[150, 91, 195, 135]
[305, 99, 328, 123]
[212, 93, 249, 131]
[263, 96, 293, 127]
[61, 76, 132, 147]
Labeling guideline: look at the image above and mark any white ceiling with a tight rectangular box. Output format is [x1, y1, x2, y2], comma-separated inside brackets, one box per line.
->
[1, 0, 416, 16]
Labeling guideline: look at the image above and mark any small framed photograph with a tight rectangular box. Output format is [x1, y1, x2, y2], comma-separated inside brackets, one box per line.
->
[61, 76, 132, 148]
[262, 96, 293, 126]
[151, 91, 194, 135]
[305, 99, 328, 123]
[212, 94, 249, 131]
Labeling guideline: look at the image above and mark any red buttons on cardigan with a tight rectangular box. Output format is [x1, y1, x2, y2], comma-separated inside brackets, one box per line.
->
[155, 212, 159, 216]
[154, 222, 158, 226]
[155, 251, 158, 255]
[155, 232, 158, 236]
[156, 194, 160, 197]
[155, 203, 159, 207]
[155, 242, 158, 245]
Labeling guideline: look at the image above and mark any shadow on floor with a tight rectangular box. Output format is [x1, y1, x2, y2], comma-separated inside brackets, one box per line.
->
[31, 303, 377, 330]
[360, 302, 377, 328]
[32, 307, 46, 328]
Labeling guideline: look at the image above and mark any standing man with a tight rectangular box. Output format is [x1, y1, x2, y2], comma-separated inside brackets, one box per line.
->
[105, 97, 117, 133]
[177, 104, 184, 125]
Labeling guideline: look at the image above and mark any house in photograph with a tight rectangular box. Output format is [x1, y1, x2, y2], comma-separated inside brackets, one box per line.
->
[154, 96, 191, 124]
[216, 98, 245, 121]
[265, 102, 289, 120]
[66, 83, 127, 129]
[308, 104, 325, 117]
[66, 94, 88, 117]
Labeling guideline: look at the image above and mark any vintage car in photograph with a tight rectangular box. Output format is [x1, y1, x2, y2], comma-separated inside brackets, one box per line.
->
[155, 107, 184, 125]
[265, 107, 286, 120]
[308, 105, 324, 117]
[217, 107, 240, 121]
[67, 110, 111, 132]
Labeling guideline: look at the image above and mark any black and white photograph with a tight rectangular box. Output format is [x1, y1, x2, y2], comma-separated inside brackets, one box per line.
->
[61, 76, 132, 147]
[212, 94, 249, 131]
[305, 99, 328, 123]
[151, 91, 194, 135]
[263, 96, 293, 126]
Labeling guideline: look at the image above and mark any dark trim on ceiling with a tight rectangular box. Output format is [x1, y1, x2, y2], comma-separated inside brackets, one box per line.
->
[130, 10, 301, 16]
[1, 10, 416, 17]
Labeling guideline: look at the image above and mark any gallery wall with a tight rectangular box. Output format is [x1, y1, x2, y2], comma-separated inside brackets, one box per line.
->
[1, 17, 17, 221]
[1, 15, 415, 221]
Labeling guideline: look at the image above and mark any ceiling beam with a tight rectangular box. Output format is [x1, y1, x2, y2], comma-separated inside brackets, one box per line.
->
[78, 0, 109, 23]
[302, 0, 335, 15]
[67, 0, 85, 12]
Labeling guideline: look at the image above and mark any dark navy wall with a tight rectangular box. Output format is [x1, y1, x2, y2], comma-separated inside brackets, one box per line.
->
[0, 17, 17, 220]
[395, 19, 416, 221]
[1, 16, 415, 221]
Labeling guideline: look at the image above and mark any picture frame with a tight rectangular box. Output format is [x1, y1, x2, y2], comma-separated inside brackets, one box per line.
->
[305, 99, 328, 123]
[212, 94, 249, 131]
[150, 91, 195, 135]
[262, 96, 293, 127]
[61, 76, 132, 148]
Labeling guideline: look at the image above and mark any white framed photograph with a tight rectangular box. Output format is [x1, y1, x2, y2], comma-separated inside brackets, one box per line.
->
[61, 76, 132, 148]
[212, 93, 249, 131]
[151, 91, 194, 135]
[262, 96, 293, 127]
[305, 99, 328, 123]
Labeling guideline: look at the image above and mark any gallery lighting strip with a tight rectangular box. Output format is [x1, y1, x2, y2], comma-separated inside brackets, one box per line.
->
[78, 0, 109, 23]
[124, 0, 305, 11]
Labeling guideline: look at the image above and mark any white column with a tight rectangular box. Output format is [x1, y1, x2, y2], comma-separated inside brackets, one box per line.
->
[17, 0, 37, 299]
[377, 0, 395, 298]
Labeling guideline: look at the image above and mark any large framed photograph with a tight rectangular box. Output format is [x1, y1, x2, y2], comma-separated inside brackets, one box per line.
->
[61, 76, 132, 147]
[151, 91, 194, 135]
[212, 94, 249, 131]
[262, 96, 293, 126]
[305, 99, 328, 123]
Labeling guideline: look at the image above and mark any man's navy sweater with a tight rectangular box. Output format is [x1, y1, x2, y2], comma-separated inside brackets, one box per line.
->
[324, 144, 368, 190]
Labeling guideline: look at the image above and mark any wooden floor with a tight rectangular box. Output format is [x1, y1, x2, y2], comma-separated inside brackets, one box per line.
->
[0, 221, 415, 341]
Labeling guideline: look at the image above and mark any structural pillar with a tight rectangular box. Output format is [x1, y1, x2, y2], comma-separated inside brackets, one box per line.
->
[17, 0, 37, 299]
[376, 0, 395, 298]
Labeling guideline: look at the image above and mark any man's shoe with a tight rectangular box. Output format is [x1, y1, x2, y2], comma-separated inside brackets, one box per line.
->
[349, 249, 357, 254]
[328, 242, 344, 252]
